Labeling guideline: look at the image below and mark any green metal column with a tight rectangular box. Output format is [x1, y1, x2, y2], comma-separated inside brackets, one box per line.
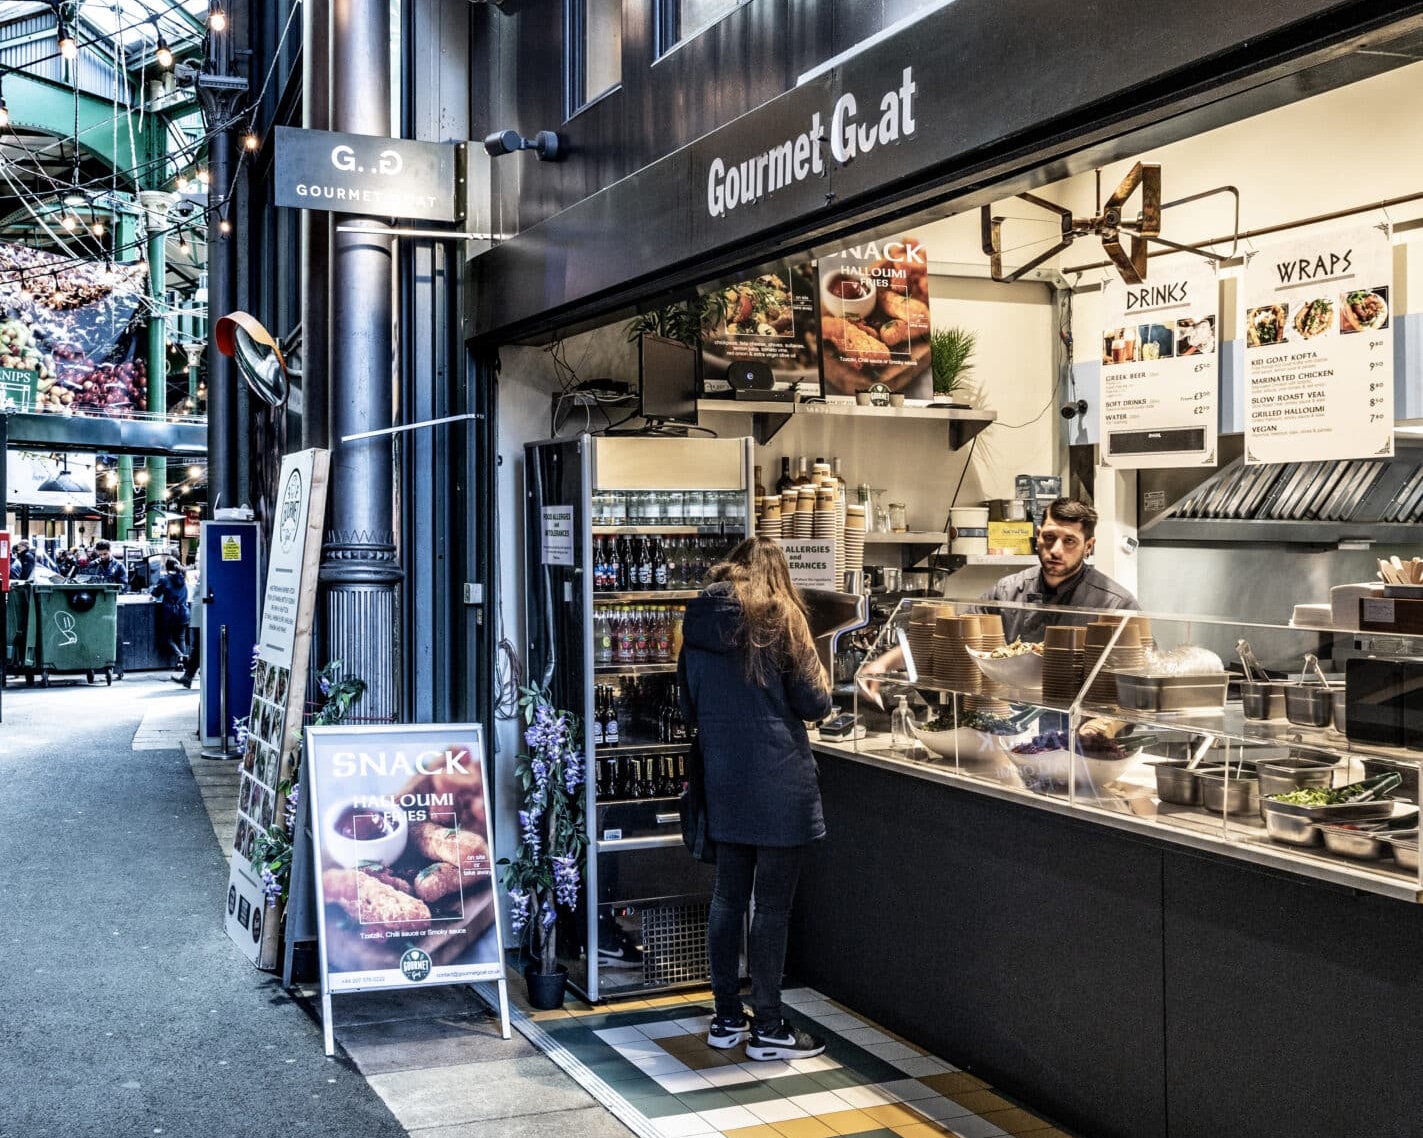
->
[140, 193, 175, 540]
[113, 207, 143, 536]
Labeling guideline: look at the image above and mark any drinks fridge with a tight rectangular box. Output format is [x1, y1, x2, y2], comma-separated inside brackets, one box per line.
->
[524, 434, 754, 999]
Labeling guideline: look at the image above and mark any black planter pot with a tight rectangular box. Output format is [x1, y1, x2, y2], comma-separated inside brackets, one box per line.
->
[524, 964, 569, 1010]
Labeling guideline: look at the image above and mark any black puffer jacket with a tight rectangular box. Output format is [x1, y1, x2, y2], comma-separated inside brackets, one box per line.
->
[677, 582, 833, 847]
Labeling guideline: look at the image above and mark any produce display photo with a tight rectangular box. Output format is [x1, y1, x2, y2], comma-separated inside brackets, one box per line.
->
[308, 729, 501, 988]
[0, 242, 150, 417]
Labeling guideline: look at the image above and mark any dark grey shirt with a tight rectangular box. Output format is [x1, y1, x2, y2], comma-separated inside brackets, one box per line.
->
[978, 564, 1140, 643]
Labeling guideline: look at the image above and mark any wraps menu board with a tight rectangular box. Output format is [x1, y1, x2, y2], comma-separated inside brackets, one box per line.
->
[225, 449, 330, 969]
[1099, 261, 1219, 469]
[817, 234, 932, 400]
[305, 724, 502, 992]
[700, 260, 822, 397]
[1243, 224, 1395, 464]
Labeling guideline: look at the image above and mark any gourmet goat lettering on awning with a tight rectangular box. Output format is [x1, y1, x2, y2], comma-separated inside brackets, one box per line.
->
[706, 67, 918, 219]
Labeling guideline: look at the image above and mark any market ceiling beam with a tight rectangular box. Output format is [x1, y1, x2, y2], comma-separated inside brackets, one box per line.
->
[4, 410, 206, 457]
[3, 71, 158, 181]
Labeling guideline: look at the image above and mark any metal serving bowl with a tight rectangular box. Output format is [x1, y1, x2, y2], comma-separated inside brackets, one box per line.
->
[1263, 806, 1323, 846]
[1257, 757, 1337, 802]
[1150, 759, 1201, 805]
[1240, 680, 1286, 721]
[1382, 835, 1420, 872]
[1195, 768, 1259, 816]
[1284, 684, 1335, 728]
[1320, 823, 1391, 861]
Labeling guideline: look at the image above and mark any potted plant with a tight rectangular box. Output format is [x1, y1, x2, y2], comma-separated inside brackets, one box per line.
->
[930, 326, 976, 405]
[499, 685, 588, 1009]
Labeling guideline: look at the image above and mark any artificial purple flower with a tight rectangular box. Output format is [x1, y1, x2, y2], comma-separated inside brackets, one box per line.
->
[250, 644, 261, 676]
[553, 855, 580, 909]
[519, 809, 542, 858]
[283, 782, 301, 835]
[563, 747, 584, 795]
[261, 868, 282, 907]
[540, 897, 557, 929]
[508, 888, 531, 937]
[318, 674, 333, 697]
[232, 717, 250, 751]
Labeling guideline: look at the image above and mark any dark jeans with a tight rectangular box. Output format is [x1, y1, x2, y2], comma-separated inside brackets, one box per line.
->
[707, 842, 806, 1027]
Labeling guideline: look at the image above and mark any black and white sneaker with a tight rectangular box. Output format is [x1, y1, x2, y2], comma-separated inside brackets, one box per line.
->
[745, 1021, 825, 1061]
[706, 1012, 751, 1050]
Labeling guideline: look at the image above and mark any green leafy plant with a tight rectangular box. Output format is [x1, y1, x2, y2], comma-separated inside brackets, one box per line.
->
[251, 660, 367, 909]
[626, 292, 731, 347]
[497, 685, 588, 976]
[930, 326, 976, 397]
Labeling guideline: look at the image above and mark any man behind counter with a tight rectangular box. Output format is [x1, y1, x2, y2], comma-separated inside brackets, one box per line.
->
[80, 539, 128, 588]
[983, 496, 1138, 642]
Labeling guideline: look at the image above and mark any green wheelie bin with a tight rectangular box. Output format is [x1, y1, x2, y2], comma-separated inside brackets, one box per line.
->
[5, 583, 38, 677]
[29, 582, 120, 686]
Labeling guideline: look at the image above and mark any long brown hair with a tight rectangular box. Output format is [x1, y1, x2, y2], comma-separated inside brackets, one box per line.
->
[705, 536, 828, 691]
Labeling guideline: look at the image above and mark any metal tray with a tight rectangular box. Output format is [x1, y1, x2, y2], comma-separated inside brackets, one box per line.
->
[1262, 796, 1398, 823]
[1112, 671, 1229, 712]
[1380, 835, 1420, 872]
[1264, 807, 1322, 846]
[1320, 824, 1391, 861]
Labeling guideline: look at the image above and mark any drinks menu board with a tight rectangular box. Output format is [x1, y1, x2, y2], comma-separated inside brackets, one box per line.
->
[1243, 223, 1395, 465]
[1099, 260, 1219, 469]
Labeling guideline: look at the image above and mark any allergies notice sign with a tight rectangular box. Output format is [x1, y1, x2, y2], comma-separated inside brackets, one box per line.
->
[1100, 260, 1219, 469]
[1243, 224, 1394, 464]
[540, 506, 575, 566]
[779, 538, 836, 589]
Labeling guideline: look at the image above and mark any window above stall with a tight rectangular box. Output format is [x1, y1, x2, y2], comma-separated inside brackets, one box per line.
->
[566, 0, 623, 118]
[654, 0, 746, 57]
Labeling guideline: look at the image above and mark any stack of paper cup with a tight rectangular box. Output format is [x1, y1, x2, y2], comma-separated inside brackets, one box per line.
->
[812, 488, 837, 544]
[843, 504, 866, 580]
[757, 501, 782, 538]
[794, 487, 816, 538]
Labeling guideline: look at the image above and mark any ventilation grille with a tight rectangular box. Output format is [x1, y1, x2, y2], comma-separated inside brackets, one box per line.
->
[1167, 455, 1423, 523]
[641, 902, 712, 988]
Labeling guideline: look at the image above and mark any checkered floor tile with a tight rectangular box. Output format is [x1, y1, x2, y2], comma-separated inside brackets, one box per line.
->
[515, 984, 1074, 1138]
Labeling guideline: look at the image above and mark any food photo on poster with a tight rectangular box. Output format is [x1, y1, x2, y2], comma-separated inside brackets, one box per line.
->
[699, 259, 822, 397]
[306, 726, 501, 989]
[0, 242, 151, 417]
[816, 233, 932, 399]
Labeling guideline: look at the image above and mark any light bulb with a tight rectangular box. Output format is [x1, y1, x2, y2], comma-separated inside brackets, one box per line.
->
[188, 465, 200, 479]
[196, 169, 209, 186]
[59, 25, 77, 60]
[209, 5, 227, 32]
[178, 236, 190, 255]
[92, 220, 105, 237]
[155, 37, 173, 69]
[219, 218, 231, 235]
[136, 471, 149, 486]
[244, 131, 259, 151]
[61, 214, 77, 232]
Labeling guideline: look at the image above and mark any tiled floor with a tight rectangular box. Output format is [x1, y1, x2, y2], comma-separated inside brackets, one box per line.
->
[515, 985, 1072, 1138]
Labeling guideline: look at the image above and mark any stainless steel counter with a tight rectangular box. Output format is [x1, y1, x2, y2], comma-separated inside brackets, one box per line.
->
[811, 729, 1423, 904]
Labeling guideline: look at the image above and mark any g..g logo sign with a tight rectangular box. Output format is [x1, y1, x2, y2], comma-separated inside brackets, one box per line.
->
[330, 145, 405, 176]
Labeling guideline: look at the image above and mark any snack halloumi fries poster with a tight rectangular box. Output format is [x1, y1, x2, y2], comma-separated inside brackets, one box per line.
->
[1243, 223, 1395, 465]
[305, 724, 503, 993]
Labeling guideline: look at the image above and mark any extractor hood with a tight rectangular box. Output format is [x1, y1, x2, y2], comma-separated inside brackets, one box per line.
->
[1138, 434, 1423, 545]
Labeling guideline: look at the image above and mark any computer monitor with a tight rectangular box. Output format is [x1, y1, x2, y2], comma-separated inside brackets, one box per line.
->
[638, 334, 699, 425]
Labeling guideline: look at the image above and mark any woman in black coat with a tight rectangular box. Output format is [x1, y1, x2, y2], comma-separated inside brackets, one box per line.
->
[678, 536, 833, 1062]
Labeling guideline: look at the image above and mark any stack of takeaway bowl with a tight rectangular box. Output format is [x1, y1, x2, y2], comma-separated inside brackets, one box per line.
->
[905, 602, 944, 680]
[965, 612, 1013, 716]
[843, 504, 867, 581]
[1042, 625, 1086, 706]
[932, 614, 983, 695]
[1083, 618, 1145, 705]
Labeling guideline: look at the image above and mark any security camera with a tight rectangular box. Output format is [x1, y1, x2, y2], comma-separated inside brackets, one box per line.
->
[482, 129, 562, 162]
[1060, 398, 1089, 420]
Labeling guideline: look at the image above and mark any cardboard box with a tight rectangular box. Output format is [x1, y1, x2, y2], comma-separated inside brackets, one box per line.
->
[1358, 596, 1423, 635]
[987, 521, 1034, 556]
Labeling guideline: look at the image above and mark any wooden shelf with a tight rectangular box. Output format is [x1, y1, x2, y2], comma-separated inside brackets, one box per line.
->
[695, 399, 996, 448]
[964, 554, 1038, 566]
[862, 531, 947, 545]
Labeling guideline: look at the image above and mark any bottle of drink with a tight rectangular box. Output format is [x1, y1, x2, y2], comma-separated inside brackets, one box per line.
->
[776, 457, 795, 494]
[604, 692, 620, 747]
[665, 489, 685, 524]
[613, 536, 629, 590]
[632, 609, 649, 664]
[592, 688, 606, 746]
[671, 608, 684, 658]
[636, 538, 653, 589]
[616, 608, 635, 663]
[595, 609, 613, 665]
[793, 456, 811, 486]
[754, 465, 766, 500]
[594, 757, 606, 800]
[832, 456, 848, 497]
[651, 538, 667, 590]
[653, 608, 671, 663]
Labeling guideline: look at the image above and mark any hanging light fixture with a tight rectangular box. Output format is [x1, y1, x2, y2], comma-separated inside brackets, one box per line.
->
[177, 229, 191, 255]
[243, 129, 259, 152]
[61, 213, 77, 232]
[208, 3, 227, 32]
[38, 464, 87, 494]
[153, 24, 173, 69]
[58, 19, 77, 61]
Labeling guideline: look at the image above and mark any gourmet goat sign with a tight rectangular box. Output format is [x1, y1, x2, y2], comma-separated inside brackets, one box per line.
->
[274, 126, 462, 222]
[706, 67, 919, 219]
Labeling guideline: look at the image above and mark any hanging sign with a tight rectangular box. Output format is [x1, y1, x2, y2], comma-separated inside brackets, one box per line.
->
[779, 538, 837, 589]
[273, 126, 463, 223]
[224, 449, 331, 969]
[0, 367, 36, 411]
[1243, 224, 1394, 465]
[304, 723, 502, 993]
[1099, 260, 1219, 468]
[816, 234, 933, 401]
[699, 259, 822, 398]
[540, 505, 575, 566]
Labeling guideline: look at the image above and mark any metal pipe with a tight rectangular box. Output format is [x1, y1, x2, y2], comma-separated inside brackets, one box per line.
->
[145, 200, 170, 538]
[207, 126, 238, 513]
[1063, 187, 1423, 276]
[321, 0, 401, 722]
[201, 623, 233, 760]
[301, 0, 331, 452]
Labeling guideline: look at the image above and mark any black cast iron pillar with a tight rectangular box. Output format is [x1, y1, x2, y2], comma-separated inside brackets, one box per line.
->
[321, 0, 401, 719]
[196, 43, 246, 514]
[301, 0, 331, 452]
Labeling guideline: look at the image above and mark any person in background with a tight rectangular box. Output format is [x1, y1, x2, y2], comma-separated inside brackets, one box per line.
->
[81, 539, 128, 588]
[10, 539, 36, 582]
[55, 548, 76, 579]
[677, 536, 833, 1062]
[150, 556, 191, 668]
